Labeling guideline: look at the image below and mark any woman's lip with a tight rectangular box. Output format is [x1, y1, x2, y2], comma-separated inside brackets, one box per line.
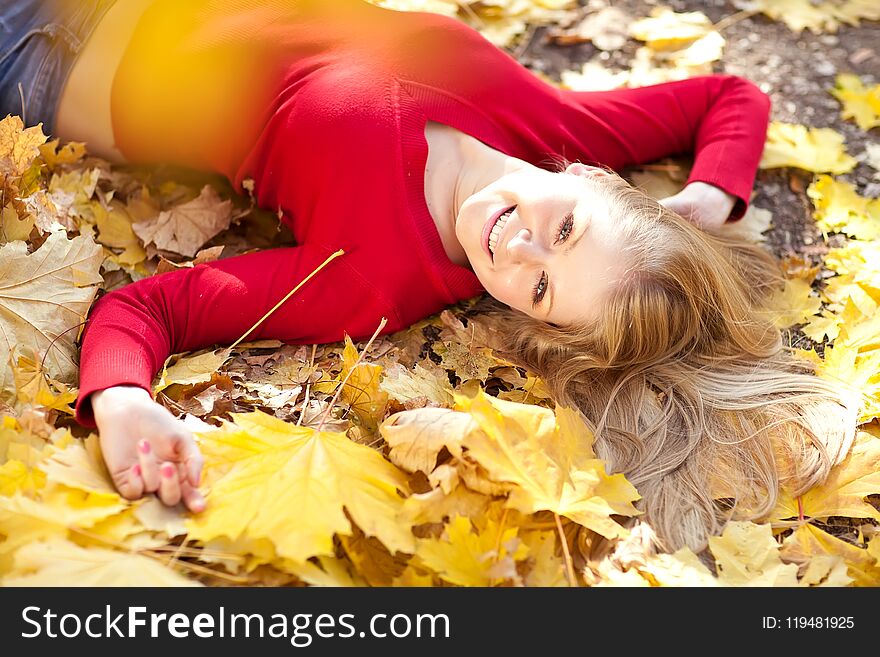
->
[482, 205, 511, 262]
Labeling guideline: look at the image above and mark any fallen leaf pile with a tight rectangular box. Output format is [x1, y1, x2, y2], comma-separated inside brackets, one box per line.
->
[0, 2, 878, 587]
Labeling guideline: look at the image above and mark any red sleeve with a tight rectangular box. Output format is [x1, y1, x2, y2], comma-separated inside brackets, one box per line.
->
[74, 243, 396, 428]
[561, 74, 772, 222]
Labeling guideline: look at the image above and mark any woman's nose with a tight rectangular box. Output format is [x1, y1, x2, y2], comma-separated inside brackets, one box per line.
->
[505, 228, 544, 264]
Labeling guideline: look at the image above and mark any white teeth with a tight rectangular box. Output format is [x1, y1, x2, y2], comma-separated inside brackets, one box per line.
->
[488, 208, 513, 255]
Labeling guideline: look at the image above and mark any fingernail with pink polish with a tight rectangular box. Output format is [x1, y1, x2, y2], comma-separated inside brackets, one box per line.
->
[132, 464, 142, 477]
[138, 440, 151, 455]
[160, 463, 175, 478]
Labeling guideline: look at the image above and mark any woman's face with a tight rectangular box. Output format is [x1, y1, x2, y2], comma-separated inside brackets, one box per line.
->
[455, 162, 625, 327]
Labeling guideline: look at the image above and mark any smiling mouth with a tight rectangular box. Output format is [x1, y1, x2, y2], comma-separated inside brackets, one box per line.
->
[487, 206, 515, 260]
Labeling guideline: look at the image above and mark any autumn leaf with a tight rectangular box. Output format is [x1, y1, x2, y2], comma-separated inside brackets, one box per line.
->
[93, 201, 148, 266]
[338, 334, 389, 434]
[11, 352, 78, 413]
[0, 115, 47, 178]
[708, 521, 799, 586]
[414, 515, 529, 586]
[153, 347, 232, 395]
[763, 277, 822, 328]
[41, 441, 120, 501]
[772, 430, 880, 522]
[0, 490, 127, 571]
[2, 538, 200, 587]
[629, 6, 713, 50]
[0, 460, 46, 497]
[0, 230, 103, 397]
[807, 174, 880, 240]
[400, 483, 490, 526]
[380, 406, 475, 473]
[285, 556, 367, 587]
[380, 361, 455, 409]
[759, 122, 857, 174]
[454, 389, 641, 539]
[741, 0, 879, 34]
[37, 139, 86, 170]
[781, 523, 879, 586]
[186, 410, 414, 563]
[830, 73, 880, 131]
[638, 548, 719, 587]
[132, 185, 232, 258]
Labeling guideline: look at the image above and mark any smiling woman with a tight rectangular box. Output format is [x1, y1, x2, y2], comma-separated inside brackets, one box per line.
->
[1, 0, 862, 553]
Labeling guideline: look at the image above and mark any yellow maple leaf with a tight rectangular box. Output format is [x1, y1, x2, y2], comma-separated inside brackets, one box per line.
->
[833, 0, 880, 24]
[186, 410, 414, 562]
[807, 174, 880, 240]
[2, 538, 200, 587]
[760, 122, 857, 174]
[392, 565, 435, 587]
[0, 460, 46, 496]
[454, 389, 641, 539]
[11, 353, 78, 413]
[0, 490, 127, 572]
[1, 203, 34, 243]
[285, 556, 367, 587]
[37, 139, 86, 170]
[830, 73, 880, 131]
[521, 529, 568, 587]
[414, 515, 529, 586]
[708, 521, 799, 586]
[802, 309, 842, 343]
[92, 201, 147, 267]
[629, 7, 713, 50]
[339, 334, 389, 434]
[0, 115, 47, 178]
[764, 277, 822, 329]
[811, 344, 880, 424]
[41, 441, 120, 501]
[822, 281, 877, 329]
[772, 430, 880, 522]
[781, 523, 878, 586]
[746, 0, 837, 33]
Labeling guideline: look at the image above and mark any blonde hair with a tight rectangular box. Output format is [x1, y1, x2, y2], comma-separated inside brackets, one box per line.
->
[469, 163, 862, 554]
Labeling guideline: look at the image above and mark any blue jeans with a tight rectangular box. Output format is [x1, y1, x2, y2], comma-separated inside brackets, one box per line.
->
[0, 0, 116, 135]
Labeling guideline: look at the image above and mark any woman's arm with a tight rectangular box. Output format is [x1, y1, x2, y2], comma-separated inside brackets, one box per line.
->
[560, 74, 772, 222]
[76, 242, 394, 507]
[75, 243, 389, 427]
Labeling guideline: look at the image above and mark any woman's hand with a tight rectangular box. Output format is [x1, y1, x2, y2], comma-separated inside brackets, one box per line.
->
[658, 181, 738, 231]
[92, 385, 206, 512]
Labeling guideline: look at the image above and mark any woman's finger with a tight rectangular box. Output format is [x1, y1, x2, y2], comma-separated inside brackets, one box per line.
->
[180, 479, 206, 514]
[138, 439, 161, 492]
[157, 461, 182, 507]
[116, 463, 145, 501]
[180, 438, 204, 487]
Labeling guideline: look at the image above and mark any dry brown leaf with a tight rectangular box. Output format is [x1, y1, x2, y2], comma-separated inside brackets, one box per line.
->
[132, 185, 232, 257]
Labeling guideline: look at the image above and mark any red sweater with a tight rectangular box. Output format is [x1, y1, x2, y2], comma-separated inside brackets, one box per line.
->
[74, 0, 772, 427]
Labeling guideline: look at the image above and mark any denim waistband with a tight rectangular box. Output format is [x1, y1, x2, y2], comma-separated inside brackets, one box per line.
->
[0, 0, 117, 134]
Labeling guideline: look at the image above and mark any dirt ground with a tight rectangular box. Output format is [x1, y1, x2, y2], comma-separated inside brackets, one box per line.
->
[510, 0, 879, 353]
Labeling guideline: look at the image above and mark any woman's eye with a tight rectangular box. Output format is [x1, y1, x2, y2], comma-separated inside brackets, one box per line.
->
[556, 212, 574, 243]
[532, 272, 547, 307]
